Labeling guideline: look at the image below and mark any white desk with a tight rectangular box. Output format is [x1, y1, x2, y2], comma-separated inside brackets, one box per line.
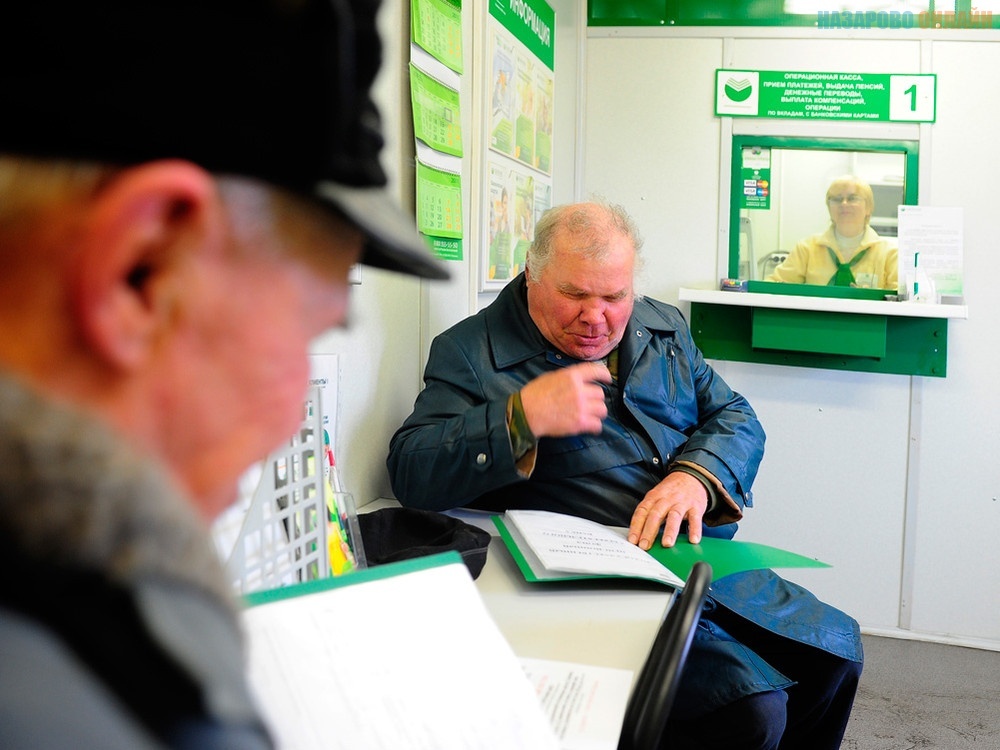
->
[443, 508, 673, 676]
[678, 287, 969, 319]
[364, 500, 672, 676]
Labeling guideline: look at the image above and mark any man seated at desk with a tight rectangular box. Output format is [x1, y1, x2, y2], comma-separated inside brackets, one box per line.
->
[767, 174, 898, 289]
[387, 200, 863, 750]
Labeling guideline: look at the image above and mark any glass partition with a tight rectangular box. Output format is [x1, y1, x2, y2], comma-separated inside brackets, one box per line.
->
[729, 136, 919, 291]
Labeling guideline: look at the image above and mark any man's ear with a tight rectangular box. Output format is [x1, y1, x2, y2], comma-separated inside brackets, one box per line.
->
[72, 161, 222, 370]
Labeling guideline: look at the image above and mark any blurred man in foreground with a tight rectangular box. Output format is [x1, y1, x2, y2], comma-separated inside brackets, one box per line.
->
[0, 1, 445, 747]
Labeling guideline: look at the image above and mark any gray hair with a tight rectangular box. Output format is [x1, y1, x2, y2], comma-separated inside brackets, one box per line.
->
[0, 156, 110, 229]
[0, 154, 293, 262]
[526, 199, 644, 280]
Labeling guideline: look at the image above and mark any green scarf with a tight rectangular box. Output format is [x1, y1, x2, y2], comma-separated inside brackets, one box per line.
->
[827, 247, 868, 286]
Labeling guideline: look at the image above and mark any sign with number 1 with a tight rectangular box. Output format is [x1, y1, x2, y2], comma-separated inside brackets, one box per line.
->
[889, 75, 936, 121]
[715, 70, 936, 123]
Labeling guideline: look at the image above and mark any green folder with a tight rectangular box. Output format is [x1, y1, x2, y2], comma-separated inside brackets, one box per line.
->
[243, 550, 463, 607]
[494, 514, 829, 587]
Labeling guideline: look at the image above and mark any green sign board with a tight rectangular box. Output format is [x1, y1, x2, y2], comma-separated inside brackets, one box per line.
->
[716, 69, 936, 123]
[490, 0, 555, 70]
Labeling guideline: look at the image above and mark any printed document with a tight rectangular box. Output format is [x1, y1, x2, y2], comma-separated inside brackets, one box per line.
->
[243, 558, 560, 749]
[521, 657, 633, 750]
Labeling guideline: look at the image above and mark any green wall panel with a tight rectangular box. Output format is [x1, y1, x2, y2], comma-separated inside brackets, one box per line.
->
[690, 302, 948, 377]
[752, 308, 887, 358]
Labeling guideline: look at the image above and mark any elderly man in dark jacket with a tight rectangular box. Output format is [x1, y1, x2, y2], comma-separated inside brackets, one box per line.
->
[388, 200, 862, 750]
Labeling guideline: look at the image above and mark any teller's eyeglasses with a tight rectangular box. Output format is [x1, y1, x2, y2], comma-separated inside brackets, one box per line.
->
[826, 194, 865, 206]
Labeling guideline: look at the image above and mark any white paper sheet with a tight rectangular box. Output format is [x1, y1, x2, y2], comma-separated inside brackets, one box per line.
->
[243, 561, 560, 750]
[897, 205, 964, 299]
[521, 657, 634, 750]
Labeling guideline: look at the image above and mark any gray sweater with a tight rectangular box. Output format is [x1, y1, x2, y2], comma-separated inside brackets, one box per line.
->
[0, 373, 272, 749]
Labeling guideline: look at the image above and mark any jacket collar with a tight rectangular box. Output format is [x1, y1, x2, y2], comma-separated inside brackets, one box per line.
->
[484, 274, 549, 369]
[618, 295, 679, 381]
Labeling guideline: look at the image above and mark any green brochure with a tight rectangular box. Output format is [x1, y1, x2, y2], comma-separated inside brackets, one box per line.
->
[494, 510, 829, 589]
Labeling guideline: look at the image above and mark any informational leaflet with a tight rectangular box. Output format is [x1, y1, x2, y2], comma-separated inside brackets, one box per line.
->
[481, 0, 555, 290]
[520, 658, 633, 750]
[243, 555, 561, 750]
[897, 205, 964, 299]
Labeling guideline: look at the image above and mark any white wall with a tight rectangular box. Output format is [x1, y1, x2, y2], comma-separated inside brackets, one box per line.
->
[582, 26, 1000, 648]
[308, 0, 429, 508]
[328, 5, 1000, 648]
[905, 38, 1000, 643]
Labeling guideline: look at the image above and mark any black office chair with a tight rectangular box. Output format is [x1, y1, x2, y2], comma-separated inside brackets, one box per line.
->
[617, 561, 713, 750]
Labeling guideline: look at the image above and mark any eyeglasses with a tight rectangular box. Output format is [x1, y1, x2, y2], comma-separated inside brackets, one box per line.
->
[827, 194, 865, 206]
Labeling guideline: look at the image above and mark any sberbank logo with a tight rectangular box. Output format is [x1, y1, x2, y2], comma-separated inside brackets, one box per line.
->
[725, 76, 753, 102]
[715, 70, 760, 116]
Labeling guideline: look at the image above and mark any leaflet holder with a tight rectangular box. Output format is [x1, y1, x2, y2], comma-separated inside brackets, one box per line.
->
[224, 387, 330, 595]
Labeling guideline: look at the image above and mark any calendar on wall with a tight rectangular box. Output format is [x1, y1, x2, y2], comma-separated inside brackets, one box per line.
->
[411, 0, 464, 263]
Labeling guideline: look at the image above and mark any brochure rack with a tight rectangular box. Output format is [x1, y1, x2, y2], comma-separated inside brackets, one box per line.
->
[225, 388, 329, 594]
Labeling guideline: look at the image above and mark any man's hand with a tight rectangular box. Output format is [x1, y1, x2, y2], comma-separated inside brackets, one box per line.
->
[519, 362, 611, 437]
[627, 471, 708, 550]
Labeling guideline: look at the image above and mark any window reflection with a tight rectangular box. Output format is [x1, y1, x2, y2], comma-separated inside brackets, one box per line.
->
[736, 145, 908, 288]
[765, 175, 898, 289]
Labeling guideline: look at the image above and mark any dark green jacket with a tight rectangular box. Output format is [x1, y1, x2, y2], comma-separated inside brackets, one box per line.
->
[389, 273, 762, 529]
[388, 274, 862, 713]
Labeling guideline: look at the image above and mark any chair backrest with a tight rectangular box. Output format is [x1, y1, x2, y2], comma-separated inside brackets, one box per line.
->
[617, 561, 713, 750]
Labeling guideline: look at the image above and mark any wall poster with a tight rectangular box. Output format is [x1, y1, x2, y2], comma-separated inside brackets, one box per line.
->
[481, 0, 555, 291]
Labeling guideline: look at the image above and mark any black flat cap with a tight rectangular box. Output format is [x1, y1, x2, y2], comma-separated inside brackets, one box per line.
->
[0, 0, 449, 280]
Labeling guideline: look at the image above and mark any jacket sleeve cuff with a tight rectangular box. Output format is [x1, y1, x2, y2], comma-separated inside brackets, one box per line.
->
[667, 464, 718, 513]
[668, 460, 744, 526]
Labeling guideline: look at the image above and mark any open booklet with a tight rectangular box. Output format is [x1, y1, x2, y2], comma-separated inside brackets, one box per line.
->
[241, 552, 561, 749]
[495, 509, 830, 588]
